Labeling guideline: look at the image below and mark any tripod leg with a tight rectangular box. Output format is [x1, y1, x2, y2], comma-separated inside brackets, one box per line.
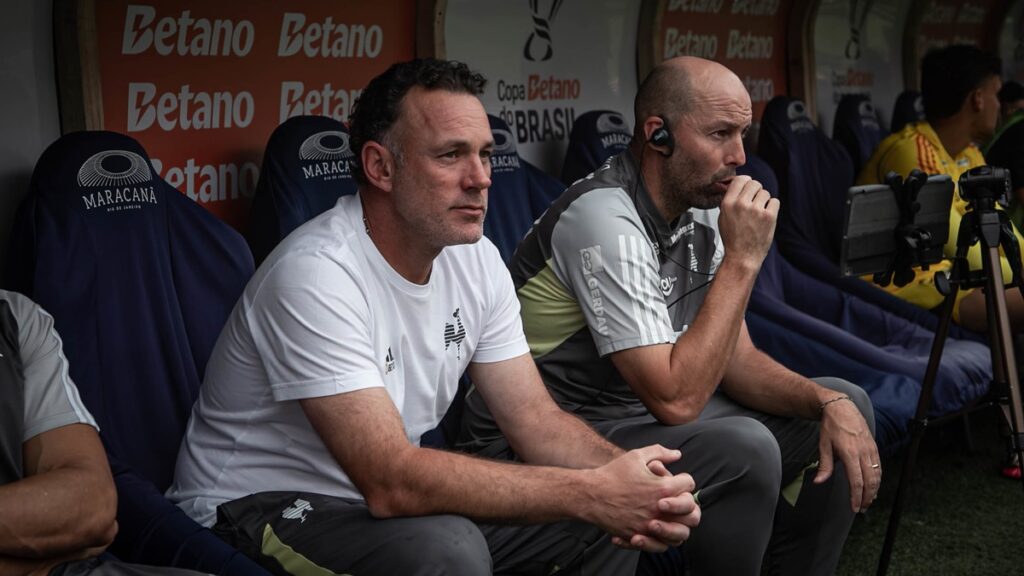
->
[876, 288, 958, 576]
[981, 246, 1024, 492]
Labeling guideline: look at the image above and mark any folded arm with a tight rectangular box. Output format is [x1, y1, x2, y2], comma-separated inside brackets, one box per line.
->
[468, 353, 622, 468]
[0, 423, 117, 559]
[300, 360, 699, 550]
[611, 176, 777, 424]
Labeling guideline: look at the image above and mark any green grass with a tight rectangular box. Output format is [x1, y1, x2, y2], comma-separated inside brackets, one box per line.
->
[837, 407, 1024, 575]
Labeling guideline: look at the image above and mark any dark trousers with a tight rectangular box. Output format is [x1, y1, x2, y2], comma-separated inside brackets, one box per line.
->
[212, 491, 637, 576]
[595, 377, 874, 576]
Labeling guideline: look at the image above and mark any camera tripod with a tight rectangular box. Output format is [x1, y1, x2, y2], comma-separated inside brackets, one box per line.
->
[876, 170, 1024, 575]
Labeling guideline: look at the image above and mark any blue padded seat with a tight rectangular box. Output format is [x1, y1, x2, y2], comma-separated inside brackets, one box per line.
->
[833, 94, 884, 177]
[750, 245, 992, 442]
[5, 131, 266, 574]
[561, 110, 632, 186]
[891, 90, 925, 134]
[738, 152, 991, 449]
[745, 310, 921, 452]
[248, 115, 358, 265]
[484, 114, 564, 264]
[760, 96, 855, 267]
[757, 97, 983, 342]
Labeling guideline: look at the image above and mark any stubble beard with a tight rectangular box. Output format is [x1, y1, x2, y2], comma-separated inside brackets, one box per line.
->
[661, 162, 736, 214]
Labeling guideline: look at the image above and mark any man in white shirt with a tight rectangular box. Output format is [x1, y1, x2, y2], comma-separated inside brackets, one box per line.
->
[168, 58, 700, 575]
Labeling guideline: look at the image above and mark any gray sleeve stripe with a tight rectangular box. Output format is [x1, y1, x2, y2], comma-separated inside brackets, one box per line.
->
[644, 244, 672, 342]
[619, 234, 672, 345]
[621, 234, 649, 343]
[632, 236, 659, 342]
[623, 234, 666, 343]
[643, 239, 671, 342]
[30, 306, 93, 428]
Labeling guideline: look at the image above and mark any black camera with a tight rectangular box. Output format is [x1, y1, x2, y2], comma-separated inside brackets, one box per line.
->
[958, 165, 1010, 206]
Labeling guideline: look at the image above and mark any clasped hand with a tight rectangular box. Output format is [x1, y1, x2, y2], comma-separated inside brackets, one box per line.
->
[595, 445, 701, 553]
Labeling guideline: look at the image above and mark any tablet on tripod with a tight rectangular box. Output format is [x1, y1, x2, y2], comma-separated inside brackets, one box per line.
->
[840, 174, 954, 279]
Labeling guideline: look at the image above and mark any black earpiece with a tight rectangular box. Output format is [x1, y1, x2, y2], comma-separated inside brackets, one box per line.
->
[649, 116, 674, 157]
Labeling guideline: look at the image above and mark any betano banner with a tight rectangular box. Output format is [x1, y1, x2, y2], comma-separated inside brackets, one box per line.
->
[916, 0, 1003, 55]
[89, 0, 415, 230]
[444, 0, 641, 175]
[654, 0, 791, 124]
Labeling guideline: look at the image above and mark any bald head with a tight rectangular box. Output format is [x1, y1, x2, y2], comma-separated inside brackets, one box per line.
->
[633, 57, 749, 141]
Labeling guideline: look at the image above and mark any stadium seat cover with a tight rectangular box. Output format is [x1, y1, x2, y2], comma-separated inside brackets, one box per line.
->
[6, 131, 265, 574]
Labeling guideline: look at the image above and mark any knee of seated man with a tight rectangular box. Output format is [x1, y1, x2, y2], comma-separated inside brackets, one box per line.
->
[413, 515, 491, 574]
[708, 417, 783, 493]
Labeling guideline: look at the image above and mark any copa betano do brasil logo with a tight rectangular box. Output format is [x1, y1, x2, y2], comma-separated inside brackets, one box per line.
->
[493, 0, 580, 147]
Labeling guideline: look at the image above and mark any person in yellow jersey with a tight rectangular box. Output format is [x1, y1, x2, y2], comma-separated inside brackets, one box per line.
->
[858, 44, 1024, 332]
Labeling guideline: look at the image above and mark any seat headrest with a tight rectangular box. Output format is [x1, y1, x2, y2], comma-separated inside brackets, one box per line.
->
[833, 94, 883, 175]
[760, 96, 854, 263]
[561, 110, 632, 185]
[248, 115, 357, 263]
[31, 131, 165, 216]
[766, 98, 817, 135]
[891, 90, 925, 133]
[489, 114, 522, 174]
[485, 114, 537, 263]
[14, 130, 254, 491]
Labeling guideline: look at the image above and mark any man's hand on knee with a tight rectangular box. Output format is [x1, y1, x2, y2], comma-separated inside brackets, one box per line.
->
[815, 398, 881, 512]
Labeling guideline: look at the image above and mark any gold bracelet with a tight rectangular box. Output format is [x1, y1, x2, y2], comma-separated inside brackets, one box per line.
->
[819, 395, 852, 416]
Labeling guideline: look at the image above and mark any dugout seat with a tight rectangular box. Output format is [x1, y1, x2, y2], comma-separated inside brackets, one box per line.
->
[561, 110, 632, 186]
[760, 96, 855, 267]
[891, 90, 925, 133]
[738, 152, 991, 450]
[484, 114, 564, 263]
[750, 244, 992, 450]
[5, 131, 266, 575]
[833, 94, 884, 176]
[248, 115, 358, 265]
[758, 96, 983, 342]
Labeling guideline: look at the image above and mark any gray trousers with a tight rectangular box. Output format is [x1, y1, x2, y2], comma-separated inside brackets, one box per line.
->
[594, 377, 874, 576]
[212, 491, 637, 576]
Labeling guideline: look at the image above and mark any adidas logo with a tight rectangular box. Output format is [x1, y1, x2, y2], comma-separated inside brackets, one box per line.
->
[384, 347, 396, 375]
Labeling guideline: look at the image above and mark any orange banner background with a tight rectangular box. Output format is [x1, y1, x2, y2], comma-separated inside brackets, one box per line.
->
[92, 0, 416, 232]
[916, 0, 1003, 55]
[657, 0, 792, 123]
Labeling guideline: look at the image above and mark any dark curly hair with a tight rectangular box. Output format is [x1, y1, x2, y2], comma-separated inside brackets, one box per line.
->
[349, 58, 487, 184]
[921, 44, 1001, 122]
